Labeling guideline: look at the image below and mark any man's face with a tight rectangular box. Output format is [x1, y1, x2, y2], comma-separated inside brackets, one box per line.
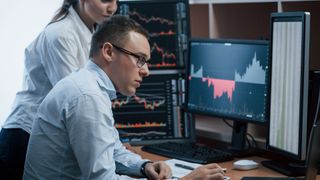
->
[109, 31, 150, 96]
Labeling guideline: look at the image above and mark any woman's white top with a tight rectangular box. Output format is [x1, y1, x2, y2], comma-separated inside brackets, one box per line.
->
[3, 7, 92, 133]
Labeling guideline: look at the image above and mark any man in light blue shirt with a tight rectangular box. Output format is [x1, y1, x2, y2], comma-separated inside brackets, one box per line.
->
[23, 14, 226, 180]
[23, 15, 171, 179]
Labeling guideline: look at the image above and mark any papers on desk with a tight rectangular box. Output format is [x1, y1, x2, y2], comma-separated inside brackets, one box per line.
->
[165, 159, 202, 178]
[165, 159, 230, 180]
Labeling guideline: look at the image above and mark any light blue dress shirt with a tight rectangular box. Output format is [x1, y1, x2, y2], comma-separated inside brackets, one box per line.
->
[3, 7, 92, 133]
[23, 61, 148, 179]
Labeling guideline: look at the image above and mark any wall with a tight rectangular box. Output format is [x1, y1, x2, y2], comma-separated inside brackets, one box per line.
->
[0, 1, 62, 127]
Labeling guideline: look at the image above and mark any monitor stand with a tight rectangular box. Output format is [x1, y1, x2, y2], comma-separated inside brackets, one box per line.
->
[261, 118, 319, 177]
[261, 71, 320, 177]
[261, 160, 306, 177]
[227, 121, 260, 157]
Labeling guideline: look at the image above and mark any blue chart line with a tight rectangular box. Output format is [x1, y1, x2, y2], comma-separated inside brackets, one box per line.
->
[191, 52, 265, 85]
[234, 53, 266, 84]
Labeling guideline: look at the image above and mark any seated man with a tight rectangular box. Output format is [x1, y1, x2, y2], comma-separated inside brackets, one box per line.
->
[23, 15, 225, 180]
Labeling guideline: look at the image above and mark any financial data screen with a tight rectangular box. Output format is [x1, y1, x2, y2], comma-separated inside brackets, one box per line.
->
[114, 0, 191, 145]
[269, 21, 303, 155]
[113, 73, 191, 143]
[118, 0, 189, 69]
[186, 39, 270, 123]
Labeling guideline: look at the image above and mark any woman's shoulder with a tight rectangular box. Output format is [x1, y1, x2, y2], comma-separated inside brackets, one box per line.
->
[45, 18, 76, 39]
[41, 19, 83, 47]
[44, 13, 90, 45]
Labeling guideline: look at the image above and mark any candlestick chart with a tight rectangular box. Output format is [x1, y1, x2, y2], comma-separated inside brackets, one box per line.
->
[112, 73, 189, 143]
[118, 1, 189, 69]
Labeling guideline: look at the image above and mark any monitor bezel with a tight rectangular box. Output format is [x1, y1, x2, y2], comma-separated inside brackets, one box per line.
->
[184, 38, 270, 125]
[266, 11, 310, 161]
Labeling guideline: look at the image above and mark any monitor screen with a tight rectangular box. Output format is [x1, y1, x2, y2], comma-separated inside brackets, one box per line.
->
[113, 72, 194, 145]
[261, 12, 311, 177]
[186, 39, 270, 124]
[185, 38, 270, 155]
[113, 0, 192, 145]
[267, 12, 310, 160]
[118, 0, 189, 69]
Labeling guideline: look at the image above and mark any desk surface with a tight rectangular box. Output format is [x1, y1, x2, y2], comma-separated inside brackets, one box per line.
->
[131, 146, 320, 180]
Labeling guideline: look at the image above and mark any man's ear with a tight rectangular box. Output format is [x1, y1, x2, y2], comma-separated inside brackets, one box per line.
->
[101, 42, 113, 62]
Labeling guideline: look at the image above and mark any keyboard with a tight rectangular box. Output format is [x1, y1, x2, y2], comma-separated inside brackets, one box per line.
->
[241, 177, 304, 180]
[141, 142, 233, 164]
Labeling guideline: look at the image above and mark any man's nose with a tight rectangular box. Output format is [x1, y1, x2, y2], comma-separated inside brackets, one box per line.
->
[139, 64, 150, 77]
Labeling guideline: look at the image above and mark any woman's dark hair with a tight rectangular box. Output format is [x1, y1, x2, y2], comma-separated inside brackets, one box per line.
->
[89, 15, 149, 58]
[49, 0, 78, 25]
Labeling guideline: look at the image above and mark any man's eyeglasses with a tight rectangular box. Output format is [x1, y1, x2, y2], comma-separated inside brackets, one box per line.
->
[111, 43, 149, 68]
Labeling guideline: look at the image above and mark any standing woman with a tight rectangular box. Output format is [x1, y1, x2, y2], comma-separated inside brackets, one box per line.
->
[0, 0, 118, 179]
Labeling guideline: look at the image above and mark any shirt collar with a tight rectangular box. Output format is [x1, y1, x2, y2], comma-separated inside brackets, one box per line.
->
[85, 60, 117, 100]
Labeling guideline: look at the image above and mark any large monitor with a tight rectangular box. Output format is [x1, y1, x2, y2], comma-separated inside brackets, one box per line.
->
[112, 0, 192, 145]
[118, 0, 189, 70]
[185, 38, 270, 155]
[262, 12, 311, 176]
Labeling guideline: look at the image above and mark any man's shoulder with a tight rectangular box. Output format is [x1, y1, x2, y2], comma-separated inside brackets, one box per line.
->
[68, 69, 101, 95]
[47, 69, 106, 107]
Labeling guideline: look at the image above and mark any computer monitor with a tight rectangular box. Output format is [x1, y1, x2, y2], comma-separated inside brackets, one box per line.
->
[113, 71, 195, 145]
[262, 12, 311, 176]
[112, 0, 192, 145]
[185, 38, 270, 155]
[118, 0, 189, 69]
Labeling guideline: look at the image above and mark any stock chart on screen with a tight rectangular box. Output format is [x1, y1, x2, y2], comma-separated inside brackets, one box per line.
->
[112, 73, 191, 143]
[118, 0, 189, 69]
[187, 39, 269, 123]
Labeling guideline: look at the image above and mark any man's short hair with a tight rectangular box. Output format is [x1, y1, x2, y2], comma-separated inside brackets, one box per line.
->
[89, 15, 149, 58]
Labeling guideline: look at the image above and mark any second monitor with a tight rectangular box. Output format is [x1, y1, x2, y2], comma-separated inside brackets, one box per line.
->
[185, 38, 270, 154]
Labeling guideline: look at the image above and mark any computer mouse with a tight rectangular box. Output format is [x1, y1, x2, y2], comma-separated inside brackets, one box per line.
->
[233, 159, 259, 170]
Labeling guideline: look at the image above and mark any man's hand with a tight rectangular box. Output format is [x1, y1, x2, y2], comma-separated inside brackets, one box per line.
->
[144, 161, 172, 180]
[181, 163, 225, 180]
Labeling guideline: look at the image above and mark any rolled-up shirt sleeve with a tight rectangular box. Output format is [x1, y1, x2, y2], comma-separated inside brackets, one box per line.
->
[113, 130, 148, 177]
